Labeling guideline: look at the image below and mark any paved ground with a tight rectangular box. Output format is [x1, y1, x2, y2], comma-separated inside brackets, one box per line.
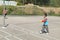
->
[0, 16, 60, 40]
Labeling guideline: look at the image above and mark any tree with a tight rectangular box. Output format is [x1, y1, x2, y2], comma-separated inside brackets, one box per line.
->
[6, 0, 60, 7]
[50, 0, 60, 7]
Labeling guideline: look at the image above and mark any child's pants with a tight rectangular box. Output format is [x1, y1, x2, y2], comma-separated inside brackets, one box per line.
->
[41, 25, 49, 33]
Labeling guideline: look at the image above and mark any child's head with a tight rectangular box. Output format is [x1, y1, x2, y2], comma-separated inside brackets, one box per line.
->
[44, 13, 47, 17]
[44, 13, 47, 18]
[42, 10, 47, 18]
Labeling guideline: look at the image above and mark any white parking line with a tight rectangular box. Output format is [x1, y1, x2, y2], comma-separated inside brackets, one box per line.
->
[13, 24, 49, 40]
[1, 24, 59, 40]
[13, 24, 59, 40]
[0, 29, 23, 40]
[0, 34, 10, 40]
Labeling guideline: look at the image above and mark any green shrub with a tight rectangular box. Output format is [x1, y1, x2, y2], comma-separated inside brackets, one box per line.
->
[0, 6, 60, 16]
[48, 10, 60, 16]
[0, 6, 3, 15]
[48, 10, 55, 16]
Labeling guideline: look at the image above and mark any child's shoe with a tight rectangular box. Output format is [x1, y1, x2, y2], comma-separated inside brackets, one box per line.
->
[40, 31, 42, 34]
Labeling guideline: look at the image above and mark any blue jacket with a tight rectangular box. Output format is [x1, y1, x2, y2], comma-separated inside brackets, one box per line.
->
[44, 21, 48, 26]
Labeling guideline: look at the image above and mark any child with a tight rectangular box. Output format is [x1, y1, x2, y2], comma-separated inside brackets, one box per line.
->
[40, 13, 49, 34]
[3, 8, 8, 19]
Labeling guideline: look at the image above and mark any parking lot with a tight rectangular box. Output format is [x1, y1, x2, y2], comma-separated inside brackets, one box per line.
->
[0, 16, 60, 40]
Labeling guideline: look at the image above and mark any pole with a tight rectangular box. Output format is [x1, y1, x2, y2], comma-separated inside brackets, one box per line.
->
[22, 0, 24, 15]
[3, 0, 5, 27]
[3, 0, 8, 27]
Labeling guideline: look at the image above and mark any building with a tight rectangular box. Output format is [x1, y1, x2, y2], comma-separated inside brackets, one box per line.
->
[0, 1, 17, 6]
